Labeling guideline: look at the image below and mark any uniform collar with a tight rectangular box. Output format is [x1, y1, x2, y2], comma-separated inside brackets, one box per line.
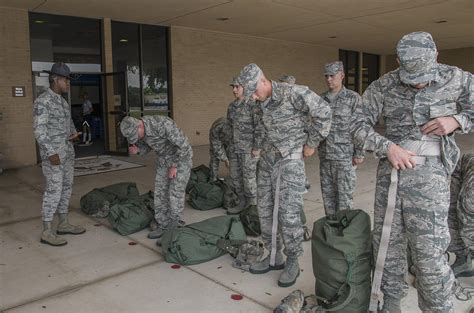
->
[47, 88, 64, 101]
[270, 80, 283, 102]
[324, 86, 346, 101]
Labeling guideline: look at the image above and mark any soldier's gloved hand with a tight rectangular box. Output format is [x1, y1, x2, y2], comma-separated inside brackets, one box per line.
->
[68, 132, 81, 141]
[48, 154, 61, 165]
[352, 157, 364, 166]
[387, 144, 416, 170]
[224, 160, 230, 168]
[303, 145, 315, 158]
[251, 149, 261, 158]
[421, 116, 460, 136]
[168, 166, 177, 179]
[128, 145, 139, 155]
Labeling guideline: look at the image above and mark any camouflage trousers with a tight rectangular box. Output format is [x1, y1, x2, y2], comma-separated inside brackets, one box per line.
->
[373, 158, 454, 312]
[447, 166, 466, 254]
[448, 154, 474, 253]
[319, 159, 356, 215]
[209, 147, 228, 181]
[229, 152, 257, 205]
[257, 151, 305, 258]
[154, 158, 192, 229]
[40, 155, 74, 222]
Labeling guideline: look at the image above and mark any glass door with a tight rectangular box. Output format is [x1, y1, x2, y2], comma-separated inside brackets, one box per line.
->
[101, 71, 129, 155]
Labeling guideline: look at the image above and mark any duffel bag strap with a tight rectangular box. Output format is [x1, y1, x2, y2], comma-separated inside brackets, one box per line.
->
[315, 256, 356, 311]
[369, 167, 398, 312]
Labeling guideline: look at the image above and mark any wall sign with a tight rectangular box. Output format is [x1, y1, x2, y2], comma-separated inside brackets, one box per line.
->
[12, 86, 25, 97]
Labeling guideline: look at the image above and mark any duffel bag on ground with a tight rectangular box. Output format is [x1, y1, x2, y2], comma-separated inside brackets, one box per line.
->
[107, 192, 154, 235]
[161, 215, 247, 265]
[312, 209, 372, 312]
[188, 181, 224, 210]
[80, 182, 140, 215]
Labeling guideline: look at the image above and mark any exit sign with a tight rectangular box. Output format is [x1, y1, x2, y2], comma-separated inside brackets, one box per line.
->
[12, 86, 25, 97]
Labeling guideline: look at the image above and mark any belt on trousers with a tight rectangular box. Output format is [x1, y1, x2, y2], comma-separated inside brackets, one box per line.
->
[369, 139, 441, 312]
[270, 148, 303, 266]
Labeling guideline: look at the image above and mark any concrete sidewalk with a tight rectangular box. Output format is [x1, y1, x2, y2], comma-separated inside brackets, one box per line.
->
[1, 136, 473, 313]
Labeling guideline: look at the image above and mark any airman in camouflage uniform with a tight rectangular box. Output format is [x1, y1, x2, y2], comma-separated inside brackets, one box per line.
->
[33, 63, 85, 247]
[447, 153, 474, 277]
[352, 32, 473, 312]
[319, 61, 364, 216]
[227, 77, 260, 214]
[238, 63, 331, 287]
[278, 75, 311, 193]
[208, 117, 232, 181]
[120, 115, 193, 246]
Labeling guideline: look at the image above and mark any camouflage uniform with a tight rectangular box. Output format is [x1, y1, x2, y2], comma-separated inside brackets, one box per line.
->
[33, 88, 77, 222]
[120, 116, 193, 230]
[208, 117, 232, 181]
[227, 96, 260, 206]
[448, 154, 474, 259]
[352, 32, 473, 312]
[239, 64, 332, 261]
[279, 75, 311, 192]
[319, 62, 363, 215]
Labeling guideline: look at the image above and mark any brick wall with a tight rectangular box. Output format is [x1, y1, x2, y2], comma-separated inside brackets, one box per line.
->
[169, 26, 338, 146]
[0, 7, 36, 168]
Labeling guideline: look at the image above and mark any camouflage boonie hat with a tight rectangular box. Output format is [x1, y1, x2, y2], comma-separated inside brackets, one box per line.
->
[279, 75, 296, 84]
[324, 61, 344, 75]
[120, 116, 140, 144]
[229, 76, 241, 86]
[397, 31, 438, 85]
[231, 240, 266, 272]
[238, 63, 263, 98]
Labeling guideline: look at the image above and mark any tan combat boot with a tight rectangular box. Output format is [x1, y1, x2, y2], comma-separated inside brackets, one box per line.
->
[40, 222, 67, 246]
[57, 213, 86, 235]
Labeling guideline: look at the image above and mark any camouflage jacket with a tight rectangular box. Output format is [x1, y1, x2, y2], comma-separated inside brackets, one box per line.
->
[319, 87, 364, 160]
[254, 81, 332, 156]
[33, 88, 77, 160]
[227, 98, 260, 154]
[352, 64, 473, 174]
[209, 117, 232, 161]
[135, 115, 193, 166]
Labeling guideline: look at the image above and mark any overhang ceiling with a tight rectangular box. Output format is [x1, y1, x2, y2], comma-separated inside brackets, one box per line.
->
[2, 0, 473, 54]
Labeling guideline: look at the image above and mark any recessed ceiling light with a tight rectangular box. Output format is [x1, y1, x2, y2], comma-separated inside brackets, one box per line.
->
[435, 20, 448, 23]
[119, 38, 128, 42]
[34, 20, 45, 24]
[216, 17, 230, 21]
[328, 36, 337, 39]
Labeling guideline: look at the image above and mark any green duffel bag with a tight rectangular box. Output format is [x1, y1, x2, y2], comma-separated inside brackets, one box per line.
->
[80, 182, 140, 215]
[312, 209, 372, 312]
[221, 178, 240, 210]
[186, 164, 211, 193]
[161, 215, 247, 265]
[239, 206, 308, 237]
[108, 192, 154, 236]
[188, 181, 224, 210]
[239, 205, 260, 236]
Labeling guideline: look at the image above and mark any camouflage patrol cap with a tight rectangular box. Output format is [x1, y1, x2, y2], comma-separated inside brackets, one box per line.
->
[324, 61, 344, 75]
[397, 31, 438, 85]
[238, 63, 263, 98]
[229, 76, 241, 86]
[278, 75, 296, 84]
[120, 116, 140, 144]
